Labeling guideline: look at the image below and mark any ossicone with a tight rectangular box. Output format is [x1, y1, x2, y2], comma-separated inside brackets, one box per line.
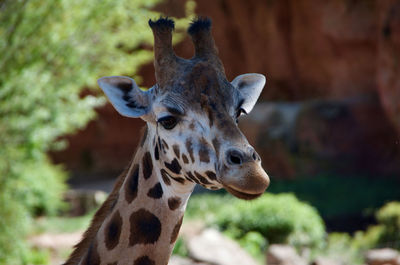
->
[149, 17, 177, 87]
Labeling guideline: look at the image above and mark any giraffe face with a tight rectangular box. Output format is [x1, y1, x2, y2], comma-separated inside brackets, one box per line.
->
[98, 17, 270, 200]
[150, 102, 221, 190]
[98, 61, 270, 199]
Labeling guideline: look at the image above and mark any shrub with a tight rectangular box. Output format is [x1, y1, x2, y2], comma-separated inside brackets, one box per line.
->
[186, 193, 326, 260]
[320, 201, 400, 264]
[215, 193, 326, 250]
[375, 201, 400, 249]
[321, 233, 364, 265]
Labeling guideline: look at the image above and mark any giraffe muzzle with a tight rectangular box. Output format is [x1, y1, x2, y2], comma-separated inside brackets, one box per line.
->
[220, 148, 270, 200]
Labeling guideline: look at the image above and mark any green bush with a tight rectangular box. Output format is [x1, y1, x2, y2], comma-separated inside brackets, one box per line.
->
[321, 233, 364, 265]
[375, 201, 400, 248]
[354, 201, 400, 250]
[0, 1, 194, 263]
[215, 193, 325, 249]
[320, 201, 400, 264]
[187, 193, 325, 260]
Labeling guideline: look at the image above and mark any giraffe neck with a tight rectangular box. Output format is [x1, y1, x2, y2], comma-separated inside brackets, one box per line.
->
[66, 126, 196, 265]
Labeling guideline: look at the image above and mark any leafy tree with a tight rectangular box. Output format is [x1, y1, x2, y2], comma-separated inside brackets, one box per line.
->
[0, 0, 194, 263]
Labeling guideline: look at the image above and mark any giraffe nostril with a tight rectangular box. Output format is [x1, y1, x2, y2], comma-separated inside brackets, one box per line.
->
[227, 149, 243, 165]
[251, 150, 260, 161]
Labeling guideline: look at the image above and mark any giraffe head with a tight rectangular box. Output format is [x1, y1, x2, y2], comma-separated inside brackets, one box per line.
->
[98, 18, 269, 200]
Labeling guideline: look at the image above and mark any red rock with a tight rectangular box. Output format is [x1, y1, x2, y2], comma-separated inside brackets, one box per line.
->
[240, 97, 400, 179]
[377, 0, 400, 135]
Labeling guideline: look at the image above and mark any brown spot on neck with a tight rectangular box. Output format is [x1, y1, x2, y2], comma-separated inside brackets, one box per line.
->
[187, 171, 200, 184]
[129, 209, 162, 246]
[134, 256, 155, 265]
[147, 182, 163, 199]
[142, 152, 153, 180]
[160, 169, 171, 185]
[125, 164, 139, 203]
[170, 216, 184, 244]
[194, 171, 211, 185]
[168, 197, 182, 210]
[170, 175, 186, 184]
[164, 158, 181, 174]
[104, 210, 122, 250]
[205, 171, 217, 180]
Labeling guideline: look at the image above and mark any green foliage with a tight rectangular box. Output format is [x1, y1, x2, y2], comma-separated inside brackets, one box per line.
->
[354, 201, 400, 250]
[172, 237, 189, 257]
[224, 230, 267, 263]
[321, 233, 364, 265]
[22, 248, 50, 265]
[352, 225, 384, 250]
[319, 201, 400, 264]
[215, 193, 325, 249]
[0, 0, 194, 263]
[268, 174, 400, 218]
[375, 201, 400, 248]
[187, 193, 325, 260]
[186, 192, 234, 222]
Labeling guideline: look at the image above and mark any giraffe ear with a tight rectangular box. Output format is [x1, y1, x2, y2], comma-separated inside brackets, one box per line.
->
[231, 73, 266, 113]
[98, 76, 153, 118]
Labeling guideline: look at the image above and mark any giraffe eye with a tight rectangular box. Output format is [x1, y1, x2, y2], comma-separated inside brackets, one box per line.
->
[158, 116, 178, 130]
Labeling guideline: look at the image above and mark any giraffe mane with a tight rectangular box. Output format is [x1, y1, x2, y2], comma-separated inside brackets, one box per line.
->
[63, 127, 147, 265]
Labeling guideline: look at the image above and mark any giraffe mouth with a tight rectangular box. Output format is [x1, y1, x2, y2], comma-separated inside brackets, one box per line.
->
[224, 185, 263, 200]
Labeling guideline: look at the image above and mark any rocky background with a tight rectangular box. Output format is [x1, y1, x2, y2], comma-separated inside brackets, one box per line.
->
[51, 0, 400, 182]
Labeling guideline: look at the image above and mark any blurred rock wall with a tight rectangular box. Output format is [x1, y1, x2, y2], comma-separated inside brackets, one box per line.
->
[51, 0, 400, 180]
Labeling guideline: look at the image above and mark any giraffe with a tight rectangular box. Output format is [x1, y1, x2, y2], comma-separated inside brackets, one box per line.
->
[64, 17, 270, 265]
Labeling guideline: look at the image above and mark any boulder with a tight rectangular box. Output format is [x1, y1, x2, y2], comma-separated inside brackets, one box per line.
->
[311, 257, 344, 265]
[187, 228, 258, 265]
[365, 248, 400, 265]
[266, 244, 307, 265]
